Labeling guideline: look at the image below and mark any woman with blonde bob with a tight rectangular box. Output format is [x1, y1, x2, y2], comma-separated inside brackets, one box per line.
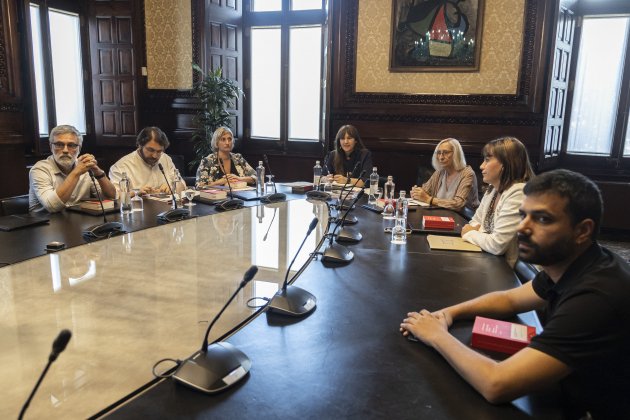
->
[195, 127, 256, 189]
[461, 136, 535, 267]
[411, 138, 479, 211]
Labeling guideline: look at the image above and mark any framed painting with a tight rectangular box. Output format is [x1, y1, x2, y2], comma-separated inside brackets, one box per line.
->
[390, 0, 485, 72]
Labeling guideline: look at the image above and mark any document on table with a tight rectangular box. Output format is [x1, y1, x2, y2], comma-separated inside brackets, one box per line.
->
[426, 235, 482, 252]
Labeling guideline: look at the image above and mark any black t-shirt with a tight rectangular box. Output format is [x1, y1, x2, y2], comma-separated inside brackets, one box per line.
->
[324, 149, 372, 183]
[529, 243, 630, 419]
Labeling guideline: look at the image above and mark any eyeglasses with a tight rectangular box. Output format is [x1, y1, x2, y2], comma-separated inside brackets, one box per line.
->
[436, 150, 453, 156]
[143, 146, 164, 155]
[51, 142, 80, 150]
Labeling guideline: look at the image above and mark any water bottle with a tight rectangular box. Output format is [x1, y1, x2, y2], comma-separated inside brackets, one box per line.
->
[313, 160, 322, 189]
[396, 190, 409, 222]
[256, 161, 265, 195]
[172, 169, 185, 208]
[119, 172, 132, 214]
[391, 216, 407, 245]
[382, 175, 395, 218]
[369, 167, 379, 204]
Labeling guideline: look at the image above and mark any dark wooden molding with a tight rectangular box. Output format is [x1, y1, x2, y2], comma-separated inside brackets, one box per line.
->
[330, 112, 544, 126]
[337, 0, 543, 109]
[0, 102, 22, 112]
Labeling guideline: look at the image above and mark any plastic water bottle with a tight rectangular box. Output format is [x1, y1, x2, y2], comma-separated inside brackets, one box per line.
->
[369, 167, 379, 204]
[256, 161, 265, 195]
[391, 217, 407, 245]
[172, 169, 185, 208]
[119, 172, 132, 214]
[382, 175, 395, 218]
[396, 190, 409, 222]
[313, 160, 322, 189]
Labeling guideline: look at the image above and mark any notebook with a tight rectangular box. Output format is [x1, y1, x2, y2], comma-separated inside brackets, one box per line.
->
[67, 202, 120, 216]
[0, 214, 50, 231]
[426, 235, 482, 252]
[229, 190, 264, 201]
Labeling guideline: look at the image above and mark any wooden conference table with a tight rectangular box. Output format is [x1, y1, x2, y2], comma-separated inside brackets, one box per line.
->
[0, 192, 561, 419]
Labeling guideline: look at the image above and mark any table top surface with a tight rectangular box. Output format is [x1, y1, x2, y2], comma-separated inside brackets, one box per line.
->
[1, 192, 561, 419]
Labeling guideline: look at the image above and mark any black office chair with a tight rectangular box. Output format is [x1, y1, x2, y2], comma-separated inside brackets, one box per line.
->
[514, 260, 539, 284]
[170, 154, 197, 187]
[0, 194, 30, 216]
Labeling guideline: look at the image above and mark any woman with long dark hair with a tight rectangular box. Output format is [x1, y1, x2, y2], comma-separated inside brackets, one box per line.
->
[323, 125, 372, 188]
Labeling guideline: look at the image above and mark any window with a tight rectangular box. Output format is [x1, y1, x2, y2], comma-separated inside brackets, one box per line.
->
[245, 0, 328, 154]
[28, 2, 88, 139]
[563, 6, 630, 169]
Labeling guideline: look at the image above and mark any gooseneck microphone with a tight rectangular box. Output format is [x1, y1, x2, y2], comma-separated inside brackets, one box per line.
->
[267, 217, 318, 316]
[156, 163, 190, 222]
[83, 171, 125, 240]
[172, 266, 258, 393]
[261, 154, 286, 203]
[336, 170, 365, 224]
[321, 189, 365, 263]
[215, 158, 244, 211]
[19, 329, 72, 420]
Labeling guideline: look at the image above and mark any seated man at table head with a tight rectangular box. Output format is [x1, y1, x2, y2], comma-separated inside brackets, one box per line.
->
[461, 136, 534, 267]
[109, 126, 181, 195]
[195, 126, 256, 189]
[29, 124, 116, 213]
[410, 138, 479, 211]
[401, 169, 630, 419]
[323, 125, 372, 188]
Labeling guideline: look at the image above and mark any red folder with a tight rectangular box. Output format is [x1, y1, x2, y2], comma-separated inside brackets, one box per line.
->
[471, 316, 536, 355]
[422, 215, 455, 230]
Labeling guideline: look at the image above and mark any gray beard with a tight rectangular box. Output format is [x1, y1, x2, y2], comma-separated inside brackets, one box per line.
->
[55, 156, 75, 172]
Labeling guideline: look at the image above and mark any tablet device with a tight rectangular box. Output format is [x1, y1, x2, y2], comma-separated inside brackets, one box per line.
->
[0, 214, 50, 231]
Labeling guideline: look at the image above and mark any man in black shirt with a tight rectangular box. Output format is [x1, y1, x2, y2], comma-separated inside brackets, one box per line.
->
[401, 169, 630, 419]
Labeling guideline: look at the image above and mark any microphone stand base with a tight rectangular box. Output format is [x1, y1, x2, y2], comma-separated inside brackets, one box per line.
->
[306, 191, 331, 201]
[215, 199, 244, 211]
[321, 242, 354, 264]
[157, 208, 191, 223]
[172, 342, 251, 394]
[336, 228, 362, 243]
[82, 222, 125, 241]
[261, 192, 286, 203]
[267, 285, 316, 317]
[341, 215, 358, 225]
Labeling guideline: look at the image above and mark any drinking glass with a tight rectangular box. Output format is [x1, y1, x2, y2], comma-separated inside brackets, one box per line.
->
[184, 188, 196, 206]
[265, 175, 275, 193]
[131, 189, 143, 212]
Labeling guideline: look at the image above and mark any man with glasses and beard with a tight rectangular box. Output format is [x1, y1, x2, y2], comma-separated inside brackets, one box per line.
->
[109, 126, 180, 195]
[29, 125, 116, 213]
[401, 169, 630, 419]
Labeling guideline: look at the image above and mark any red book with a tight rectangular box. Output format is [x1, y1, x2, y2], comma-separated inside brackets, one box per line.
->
[422, 215, 455, 230]
[471, 316, 536, 355]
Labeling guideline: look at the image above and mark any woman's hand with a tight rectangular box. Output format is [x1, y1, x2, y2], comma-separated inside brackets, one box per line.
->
[333, 174, 348, 184]
[411, 186, 430, 203]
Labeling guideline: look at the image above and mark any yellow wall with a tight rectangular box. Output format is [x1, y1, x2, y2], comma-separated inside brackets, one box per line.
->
[356, 0, 525, 94]
[144, 0, 192, 89]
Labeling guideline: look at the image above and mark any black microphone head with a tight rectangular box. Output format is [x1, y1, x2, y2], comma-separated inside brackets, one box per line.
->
[308, 217, 319, 233]
[52, 329, 72, 355]
[158, 162, 164, 172]
[243, 265, 258, 283]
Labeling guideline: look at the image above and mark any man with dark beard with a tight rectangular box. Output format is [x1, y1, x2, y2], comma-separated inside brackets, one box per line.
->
[29, 125, 116, 213]
[401, 169, 630, 419]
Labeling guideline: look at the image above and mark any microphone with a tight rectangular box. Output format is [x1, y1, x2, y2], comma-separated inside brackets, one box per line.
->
[215, 158, 244, 211]
[337, 169, 365, 220]
[83, 171, 125, 241]
[172, 266, 258, 393]
[156, 163, 190, 222]
[18, 330, 72, 420]
[260, 154, 286, 203]
[321, 189, 365, 263]
[267, 217, 318, 317]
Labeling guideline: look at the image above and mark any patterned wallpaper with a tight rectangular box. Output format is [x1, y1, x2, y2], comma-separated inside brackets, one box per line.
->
[145, 0, 192, 89]
[356, 0, 526, 95]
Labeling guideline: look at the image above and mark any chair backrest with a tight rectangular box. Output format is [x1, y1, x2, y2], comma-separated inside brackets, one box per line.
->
[514, 260, 539, 284]
[1, 194, 30, 216]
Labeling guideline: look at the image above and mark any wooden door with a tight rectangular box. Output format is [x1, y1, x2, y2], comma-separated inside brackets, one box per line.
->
[88, 0, 140, 146]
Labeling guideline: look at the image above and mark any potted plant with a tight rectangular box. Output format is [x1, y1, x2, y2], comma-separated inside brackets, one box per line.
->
[189, 64, 244, 170]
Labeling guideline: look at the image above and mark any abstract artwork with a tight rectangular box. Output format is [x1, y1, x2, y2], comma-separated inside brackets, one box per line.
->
[390, 0, 485, 72]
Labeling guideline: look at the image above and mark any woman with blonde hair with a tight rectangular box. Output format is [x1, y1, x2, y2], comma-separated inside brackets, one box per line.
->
[195, 127, 256, 189]
[461, 136, 535, 267]
[411, 138, 479, 211]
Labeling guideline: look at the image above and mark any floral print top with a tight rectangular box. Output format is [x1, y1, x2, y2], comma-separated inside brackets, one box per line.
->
[195, 152, 256, 189]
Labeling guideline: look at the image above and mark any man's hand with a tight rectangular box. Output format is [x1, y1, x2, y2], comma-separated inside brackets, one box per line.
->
[461, 224, 480, 236]
[400, 309, 449, 347]
[74, 154, 97, 175]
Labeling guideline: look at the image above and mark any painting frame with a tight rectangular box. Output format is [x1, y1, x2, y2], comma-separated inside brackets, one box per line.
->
[389, 0, 485, 72]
